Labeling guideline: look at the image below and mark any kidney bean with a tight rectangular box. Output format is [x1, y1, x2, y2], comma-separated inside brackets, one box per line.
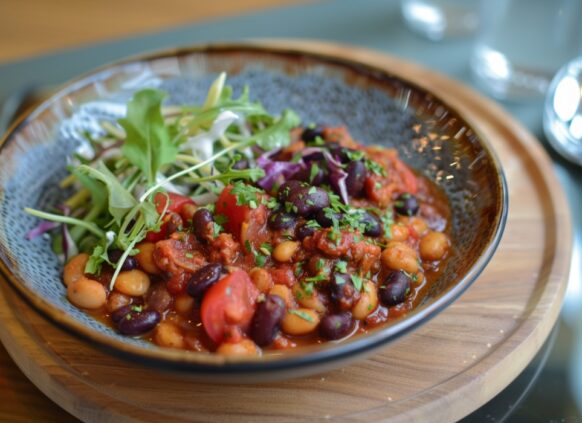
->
[277, 180, 306, 203]
[296, 223, 315, 240]
[360, 211, 382, 237]
[320, 311, 354, 340]
[394, 193, 420, 216]
[147, 283, 173, 313]
[268, 211, 297, 231]
[294, 162, 327, 186]
[110, 305, 133, 323]
[250, 294, 287, 346]
[192, 208, 214, 241]
[164, 212, 183, 235]
[330, 273, 359, 311]
[290, 186, 330, 217]
[108, 249, 138, 271]
[315, 209, 342, 228]
[116, 308, 161, 336]
[345, 160, 367, 196]
[186, 263, 223, 299]
[379, 271, 411, 306]
[301, 126, 325, 143]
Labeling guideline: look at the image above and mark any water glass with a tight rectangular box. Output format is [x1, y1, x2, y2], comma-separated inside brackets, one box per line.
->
[471, 0, 582, 100]
[400, 0, 480, 41]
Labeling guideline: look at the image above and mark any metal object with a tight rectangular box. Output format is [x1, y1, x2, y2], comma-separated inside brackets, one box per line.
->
[544, 57, 582, 166]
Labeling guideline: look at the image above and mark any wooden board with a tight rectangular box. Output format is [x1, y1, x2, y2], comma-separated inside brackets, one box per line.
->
[0, 42, 572, 422]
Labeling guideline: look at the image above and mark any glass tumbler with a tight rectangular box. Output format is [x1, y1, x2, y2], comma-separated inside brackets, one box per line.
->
[401, 0, 480, 41]
[471, 0, 582, 100]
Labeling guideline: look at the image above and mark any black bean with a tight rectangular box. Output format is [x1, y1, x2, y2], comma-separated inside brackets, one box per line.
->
[320, 312, 354, 340]
[268, 211, 297, 231]
[315, 209, 342, 228]
[116, 308, 161, 335]
[192, 208, 214, 241]
[301, 126, 325, 143]
[186, 263, 224, 299]
[345, 160, 367, 197]
[330, 273, 359, 311]
[250, 295, 287, 346]
[296, 223, 315, 240]
[360, 211, 382, 237]
[232, 158, 249, 170]
[278, 180, 306, 203]
[290, 186, 330, 217]
[108, 250, 138, 271]
[294, 162, 327, 186]
[379, 271, 411, 306]
[394, 193, 420, 216]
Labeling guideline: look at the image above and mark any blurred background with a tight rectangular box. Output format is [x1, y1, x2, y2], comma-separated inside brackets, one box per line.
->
[0, 0, 581, 421]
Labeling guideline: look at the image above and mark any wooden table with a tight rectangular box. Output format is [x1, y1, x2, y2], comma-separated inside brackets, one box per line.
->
[0, 0, 306, 63]
[0, 2, 302, 420]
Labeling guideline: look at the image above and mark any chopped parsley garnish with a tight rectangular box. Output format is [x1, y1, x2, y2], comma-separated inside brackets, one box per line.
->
[351, 274, 364, 291]
[231, 181, 265, 209]
[380, 209, 394, 239]
[289, 309, 315, 322]
[335, 260, 348, 273]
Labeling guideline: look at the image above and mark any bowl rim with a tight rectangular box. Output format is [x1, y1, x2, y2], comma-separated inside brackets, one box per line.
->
[0, 41, 508, 373]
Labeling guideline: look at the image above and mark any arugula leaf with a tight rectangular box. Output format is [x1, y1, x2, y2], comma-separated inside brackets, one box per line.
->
[119, 89, 178, 185]
[85, 244, 109, 274]
[252, 109, 301, 151]
[72, 168, 107, 209]
[77, 162, 137, 226]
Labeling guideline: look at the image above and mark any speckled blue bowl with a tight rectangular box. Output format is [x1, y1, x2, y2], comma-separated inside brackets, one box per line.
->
[0, 43, 507, 382]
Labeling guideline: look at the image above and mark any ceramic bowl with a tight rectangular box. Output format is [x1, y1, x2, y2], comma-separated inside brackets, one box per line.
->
[0, 43, 507, 382]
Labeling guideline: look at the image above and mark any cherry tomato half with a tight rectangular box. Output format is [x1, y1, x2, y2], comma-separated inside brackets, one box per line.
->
[201, 270, 259, 344]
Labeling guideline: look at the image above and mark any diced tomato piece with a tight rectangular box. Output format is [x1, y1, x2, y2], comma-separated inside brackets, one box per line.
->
[215, 185, 249, 238]
[153, 192, 195, 215]
[201, 270, 259, 344]
[145, 212, 184, 242]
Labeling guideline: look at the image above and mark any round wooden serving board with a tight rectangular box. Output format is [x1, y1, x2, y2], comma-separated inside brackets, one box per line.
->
[0, 41, 572, 422]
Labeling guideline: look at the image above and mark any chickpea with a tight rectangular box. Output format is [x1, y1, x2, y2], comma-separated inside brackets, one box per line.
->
[135, 242, 160, 274]
[389, 224, 409, 242]
[174, 294, 195, 315]
[115, 269, 150, 296]
[250, 268, 274, 293]
[63, 253, 89, 286]
[154, 322, 185, 349]
[352, 281, 379, 320]
[281, 308, 320, 335]
[381, 242, 419, 274]
[269, 284, 295, 309]
[272, 241, 299, 263]
[420, 231, 450, 261]
[292, 284, 326, 314]
[67, 277, 107, 309]
[107, 291, 132, 312]
[216, 339, 260, 356]
[409, 217, 429, 237]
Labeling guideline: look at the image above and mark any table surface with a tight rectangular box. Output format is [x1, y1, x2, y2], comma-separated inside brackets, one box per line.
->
[0, 0, 581, 421]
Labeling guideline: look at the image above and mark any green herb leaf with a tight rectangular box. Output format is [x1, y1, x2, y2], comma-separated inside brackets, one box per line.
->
[77, 162, 137, 226]
[119, 89, 178, 185]
[351, 274, 364, 291]
[253, 109, 301, 151]
[289, 309, 315, 322]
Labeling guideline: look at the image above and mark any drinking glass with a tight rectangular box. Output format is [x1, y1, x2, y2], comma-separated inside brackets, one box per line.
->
[471, 0, 582, 100]
[400, 0, 480, 41]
